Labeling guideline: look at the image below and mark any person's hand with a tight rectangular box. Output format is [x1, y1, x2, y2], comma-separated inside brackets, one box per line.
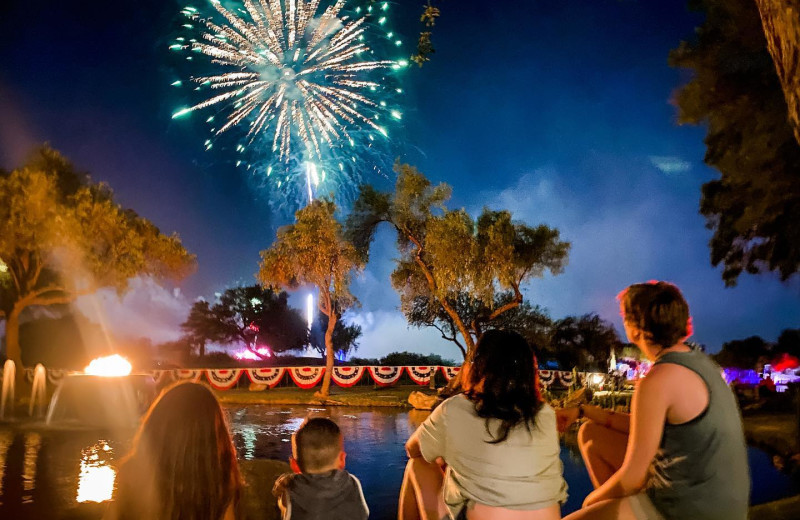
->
[582, 489, 602, 509]
[556, 406, 581, 433]
[272, 473, 295, 498]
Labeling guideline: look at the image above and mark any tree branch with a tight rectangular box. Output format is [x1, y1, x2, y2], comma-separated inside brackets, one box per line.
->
[487, 284, 523, 322]
[431, 321, 466, 358]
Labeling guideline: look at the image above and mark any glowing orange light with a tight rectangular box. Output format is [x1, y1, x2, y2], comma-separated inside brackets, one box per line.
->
[84, 355, 132, 377]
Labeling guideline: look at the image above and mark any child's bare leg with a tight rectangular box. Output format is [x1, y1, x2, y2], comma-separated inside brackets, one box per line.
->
[578, 420, 628, 488]
[398, 458, 446, 520]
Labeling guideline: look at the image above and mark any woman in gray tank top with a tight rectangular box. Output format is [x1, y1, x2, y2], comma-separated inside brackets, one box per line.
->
[560, 281, 749, 520]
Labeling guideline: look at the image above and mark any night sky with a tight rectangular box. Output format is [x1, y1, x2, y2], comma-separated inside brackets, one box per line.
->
[1, 0, 798, 360]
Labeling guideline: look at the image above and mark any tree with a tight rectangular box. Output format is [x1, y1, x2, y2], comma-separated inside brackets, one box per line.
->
[346, 164, 569, 357]
[181, 286, 309, 358]
[309, 311, 362, 360]
[713, 335, 770, 368]
[755, 0, 800, 145]
[551, 314, 623, 370]
[406, 291, 553, 359]
[775, 328, 800, 359]
[670, 0, 800, 285]
[380, 351, 453, 366]
[0, 146, 195, 371]
[258, 199, 363, 398]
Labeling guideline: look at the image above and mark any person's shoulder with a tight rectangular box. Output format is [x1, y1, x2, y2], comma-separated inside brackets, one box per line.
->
[439, 393, 474, 415]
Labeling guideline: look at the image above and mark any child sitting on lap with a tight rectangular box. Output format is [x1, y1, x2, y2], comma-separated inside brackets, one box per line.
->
[273, 417, 369, 520]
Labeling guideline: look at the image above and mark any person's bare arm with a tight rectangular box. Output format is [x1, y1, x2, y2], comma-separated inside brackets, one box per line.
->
[405, 431, 423, 458]
[582, 404, 631, 434]
[555, 404, 631, 433]
[582, 368, 670, 507]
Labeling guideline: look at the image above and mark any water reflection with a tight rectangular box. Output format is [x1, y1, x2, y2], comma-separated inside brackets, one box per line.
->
[76, 441, 116, 503]
[0, 430, 12, 500]
[0, 406, 797, 519]
[22, 433, 41, 503]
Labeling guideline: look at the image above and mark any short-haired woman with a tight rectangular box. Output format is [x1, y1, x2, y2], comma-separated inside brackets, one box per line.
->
[560, 281, 749, 520]
[401, 329, 567, 520]
[107, 381, 243, 520]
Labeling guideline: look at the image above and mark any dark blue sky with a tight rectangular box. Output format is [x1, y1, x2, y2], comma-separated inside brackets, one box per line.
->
[1, 0, 798, 359]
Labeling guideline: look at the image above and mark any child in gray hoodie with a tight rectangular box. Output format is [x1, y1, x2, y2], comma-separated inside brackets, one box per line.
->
[273, 417, 369, 520]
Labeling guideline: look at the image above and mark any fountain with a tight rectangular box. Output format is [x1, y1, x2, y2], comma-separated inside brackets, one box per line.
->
[29, 363, 47, 418]
[46, 356, 157, 430]
[0, 359, 15, 420]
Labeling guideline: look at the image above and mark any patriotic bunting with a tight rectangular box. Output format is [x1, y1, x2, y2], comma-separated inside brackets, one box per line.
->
[440, 366, 461, 382]
[289, 367, 325, 389]
[46, 368, 69, 386]
[407, 366, 435, 385]
[538, 370, 555, 387]
[246, 367, 285, 388]
[12, 365, 614, 393]
[206, 369, 243, 390]
[558, 371, 575, 386]
[368, 366, 403, 387]
[174, 369, 203, 382]
[332, 366, 366, 388]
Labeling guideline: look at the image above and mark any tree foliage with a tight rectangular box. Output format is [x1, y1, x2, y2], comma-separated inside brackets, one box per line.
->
[181, 285, 308, 358]
[671, 0, 800, 285]
[0, 146, 195, 368]
[258, 199, 363, 397]
[713, 335, 770, 369]
[346, 164, 569, 356]
[551, 313, 623, 370]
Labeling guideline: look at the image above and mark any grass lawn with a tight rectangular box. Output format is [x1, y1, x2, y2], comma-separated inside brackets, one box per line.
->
[742, 411, 799, 456]
[214, 384, 433, 407]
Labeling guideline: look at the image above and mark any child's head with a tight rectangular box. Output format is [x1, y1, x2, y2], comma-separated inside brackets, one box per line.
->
[290, 417, 346, 474]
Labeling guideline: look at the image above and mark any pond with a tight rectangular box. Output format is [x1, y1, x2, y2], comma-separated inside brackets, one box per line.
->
[0, 404, 798, 519]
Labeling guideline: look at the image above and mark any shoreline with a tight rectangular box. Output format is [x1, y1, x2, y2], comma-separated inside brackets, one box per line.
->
[214, 385, 425, 408]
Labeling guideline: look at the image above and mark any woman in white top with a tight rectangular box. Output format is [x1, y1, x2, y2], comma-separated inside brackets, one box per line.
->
[401, 329, 567, 520]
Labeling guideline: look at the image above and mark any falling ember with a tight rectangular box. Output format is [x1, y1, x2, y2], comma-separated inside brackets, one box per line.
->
[84, 355, 132, 377]
[305, 161, 319, 203]
[307, 294, 314, 331]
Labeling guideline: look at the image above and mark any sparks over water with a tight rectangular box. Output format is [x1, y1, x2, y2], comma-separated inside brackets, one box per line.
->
[172, 0, 403, 202]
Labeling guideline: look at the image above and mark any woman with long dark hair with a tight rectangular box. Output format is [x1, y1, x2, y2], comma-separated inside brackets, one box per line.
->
[106, 381, 243, 520]
[400, 329, 567, 520]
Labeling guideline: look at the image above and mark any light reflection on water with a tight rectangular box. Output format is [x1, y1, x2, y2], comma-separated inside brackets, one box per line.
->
[0, 405, 798, 519]
[76, 441, 116, 503]
[0, 430, 12, 500]
[22, 433, 40, 503]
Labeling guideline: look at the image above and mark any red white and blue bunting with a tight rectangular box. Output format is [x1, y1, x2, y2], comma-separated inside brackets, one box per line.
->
[407, 366, 435, 385]
[558, 371, 575, 386]
[369, 366, 403, 387]
[538, 370, 555, 387]
[206, 369, 243, 390]
[246, 367, 285, 388]
[46, 368, 69, 385]
[440, 366, 461, 382]
[289, 367, 325, 389]
[15, 365, 611, 391]
[332, 366, 366, 388]
[174, 369, 203, 382]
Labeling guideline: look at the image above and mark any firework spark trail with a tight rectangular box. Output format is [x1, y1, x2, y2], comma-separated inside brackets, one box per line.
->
[174, 0, 400, 190]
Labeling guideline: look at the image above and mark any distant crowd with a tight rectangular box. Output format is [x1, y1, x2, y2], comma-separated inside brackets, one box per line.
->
[105, 282, 749, 520]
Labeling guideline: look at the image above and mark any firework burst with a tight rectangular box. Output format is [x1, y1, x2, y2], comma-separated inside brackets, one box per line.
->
[171, 0, 405, 203]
